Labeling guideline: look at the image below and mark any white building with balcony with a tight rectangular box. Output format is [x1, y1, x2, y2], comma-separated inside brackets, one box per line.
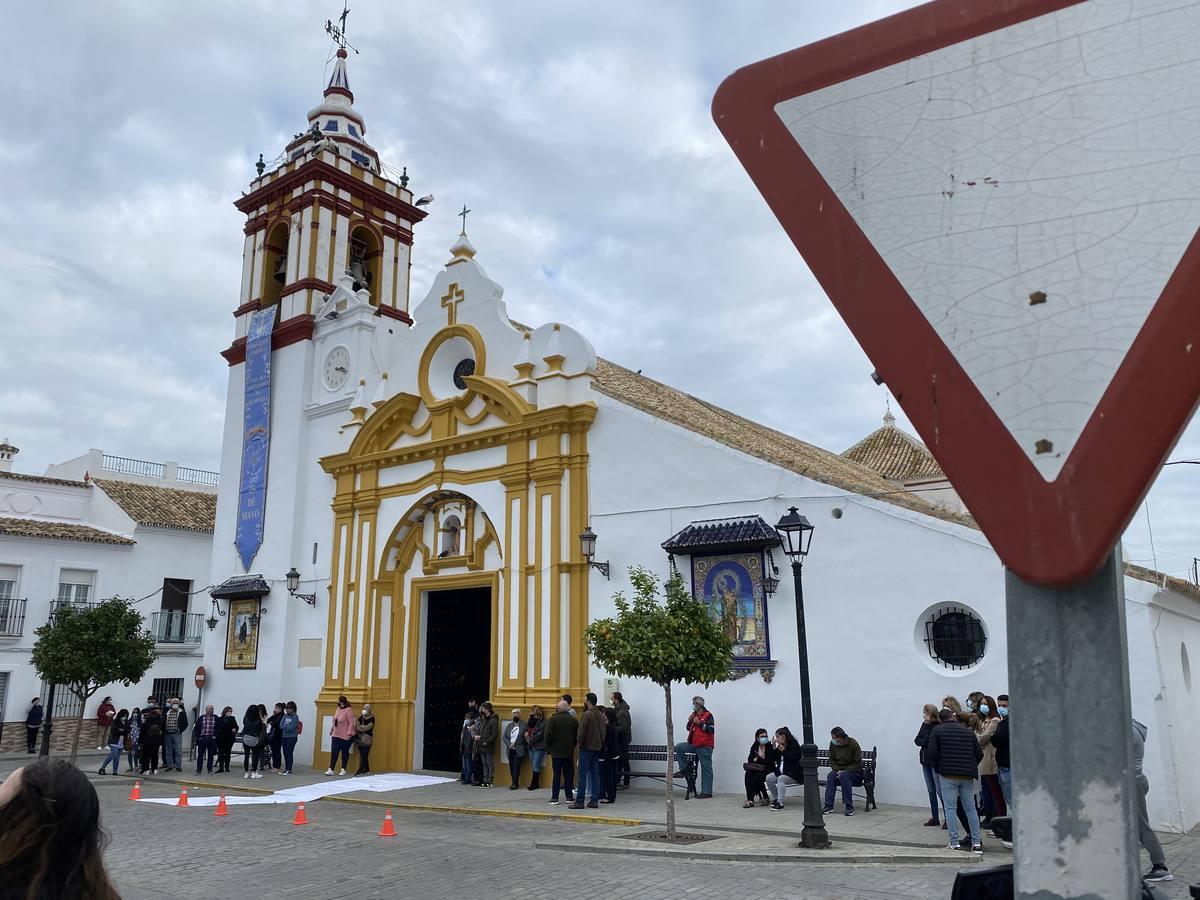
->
[0, 442, 217, 751]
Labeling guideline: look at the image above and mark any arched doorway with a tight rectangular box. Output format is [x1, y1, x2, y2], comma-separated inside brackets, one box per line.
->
[376, 491, 501, 772]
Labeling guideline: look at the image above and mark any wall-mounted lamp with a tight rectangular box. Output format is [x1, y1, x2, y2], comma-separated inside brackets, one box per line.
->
[205, 598, 225, 632]
[286, 567, 318, 606]
[579, 527, 610, 580]
[763, 547, 781, 597]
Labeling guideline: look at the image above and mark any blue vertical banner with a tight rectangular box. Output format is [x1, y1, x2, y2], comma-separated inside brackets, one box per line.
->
[235, 308, 275, 571]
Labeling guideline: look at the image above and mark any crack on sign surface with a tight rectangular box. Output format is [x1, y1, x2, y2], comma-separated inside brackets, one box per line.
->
[774, 0, 1200, 482]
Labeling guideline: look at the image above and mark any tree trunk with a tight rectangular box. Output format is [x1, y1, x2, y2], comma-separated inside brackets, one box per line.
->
[663, 681, 676, 840]
[68, 694, 85, 766]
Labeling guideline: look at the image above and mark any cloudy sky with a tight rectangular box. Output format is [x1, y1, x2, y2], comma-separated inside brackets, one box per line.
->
[3, 1, 1197, 577]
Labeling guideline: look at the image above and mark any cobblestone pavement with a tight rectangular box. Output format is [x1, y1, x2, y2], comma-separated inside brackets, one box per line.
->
[90, 778, 1200, 900]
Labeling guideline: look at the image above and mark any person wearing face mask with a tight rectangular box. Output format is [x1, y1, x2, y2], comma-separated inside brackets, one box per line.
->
[501, 707, 527, 790]
[162, 697, 188, 771]
[280, 701, 301, 775]
[823, 726, 864, 815]
[743, 728, 778, 807]
[992, 695, 1012, 813]
[474, 701, 499, 788]
[326, 695, 356, 776]
[354, 703, 375, 776]
[766, 727, 803, 810]
[215, 705, 239, 773]
[915, 704, 944, 827]
[0, 759, 122, 900]
[98, 709, 129, 775]
[459, 711, 477, 785]
[976, 694, 1005, 825]
[674, 696, 715, 799]
[93, 695, 115, 751]
[524, 705, 547, 791]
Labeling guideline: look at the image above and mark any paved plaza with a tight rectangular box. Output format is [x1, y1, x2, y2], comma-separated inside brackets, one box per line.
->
[22, 755, 1193, 900]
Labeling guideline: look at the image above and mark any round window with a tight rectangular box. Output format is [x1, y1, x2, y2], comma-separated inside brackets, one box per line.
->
[921, 605, 987, 671]
[453, 358, 476, 390]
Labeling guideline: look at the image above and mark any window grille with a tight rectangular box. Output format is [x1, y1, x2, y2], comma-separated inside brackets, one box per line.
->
[923, 605, 987, 670]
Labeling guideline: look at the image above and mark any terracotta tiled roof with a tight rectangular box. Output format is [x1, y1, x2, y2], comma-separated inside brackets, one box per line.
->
[842, 414, 945, 482]
[0, 471, 87, 488]
[592, 359, 973, 527]
[0, 517, 135, 545]
[94, 480, 216, 533]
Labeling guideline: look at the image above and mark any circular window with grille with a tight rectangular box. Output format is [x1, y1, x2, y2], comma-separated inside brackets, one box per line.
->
[915, 603, 988, 672]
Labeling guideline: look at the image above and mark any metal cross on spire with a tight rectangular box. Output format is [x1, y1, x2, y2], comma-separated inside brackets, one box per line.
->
[325, 0, 359, 54]
[458, 204, 472, 235]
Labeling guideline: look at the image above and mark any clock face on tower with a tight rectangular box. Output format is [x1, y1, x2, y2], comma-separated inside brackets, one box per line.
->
[323, 346, 351, 391]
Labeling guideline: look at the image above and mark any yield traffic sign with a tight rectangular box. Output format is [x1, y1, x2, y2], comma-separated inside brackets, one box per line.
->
[714, 0, 1200, 585]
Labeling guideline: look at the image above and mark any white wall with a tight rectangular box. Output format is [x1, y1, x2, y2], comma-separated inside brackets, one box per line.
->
[585, 395, 1200, 830]
[0, 524, 214, 730]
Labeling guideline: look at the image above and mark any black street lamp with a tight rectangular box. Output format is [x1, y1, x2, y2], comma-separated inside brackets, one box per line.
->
[579, 527, 610, 579]
[775, 505, 829, 849]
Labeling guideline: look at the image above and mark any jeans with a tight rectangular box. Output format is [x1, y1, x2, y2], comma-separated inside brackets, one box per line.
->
[618, 735, 631, 785]
[195, 736, 216, 773]
[101, 743, 122, 773]
[551, 756, 575, 801]
[329, 736, 351, 771]
[127, 744, 138, 771]
[164, 732, 182, 769]
[673, 742, 714, 795]
[997, 766, 1013, 812]
[507, 750, 524, 786]
[576, 748, 601, 802]
[282, 736, 297, 773]
[767, 772, 801, 804]
[529, 748, 546, 773]
[461, 753, 473, 783]
[939, 776, 981, 846]
[1136, 774, 1166, 867]
[243, 742, 262, 772]
[480, 747, 495, 784]
[824, 770, 864, 811]
[922, 765, 943, 821]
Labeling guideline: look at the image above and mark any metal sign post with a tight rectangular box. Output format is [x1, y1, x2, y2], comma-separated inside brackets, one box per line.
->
[1006, 551, 1137, 897]
[714, 0, 1200, 894]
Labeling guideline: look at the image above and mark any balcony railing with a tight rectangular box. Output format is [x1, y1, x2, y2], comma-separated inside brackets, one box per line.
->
[102, 454, 166, 479]
[150, 611, 203, 645]
[0, 598, 26, 637]
[177, 465, 220, 486]
[48, 599, 100, 619]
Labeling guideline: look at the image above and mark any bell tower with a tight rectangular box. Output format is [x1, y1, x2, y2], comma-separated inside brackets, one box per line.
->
[222, 40, 427, 366]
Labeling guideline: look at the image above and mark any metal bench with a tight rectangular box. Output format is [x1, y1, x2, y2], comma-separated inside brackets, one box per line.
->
[816, 745, 878, 810]
[626, 744, 698, 799]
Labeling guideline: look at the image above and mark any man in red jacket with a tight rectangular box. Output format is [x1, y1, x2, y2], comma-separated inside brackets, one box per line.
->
[673, 696, 715, 798]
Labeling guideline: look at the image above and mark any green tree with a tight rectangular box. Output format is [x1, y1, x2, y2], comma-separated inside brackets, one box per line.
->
[31, 597, 157, 764]
[585, 567, 733, 838]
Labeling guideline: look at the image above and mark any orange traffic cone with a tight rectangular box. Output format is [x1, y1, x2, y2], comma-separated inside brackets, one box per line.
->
[378, 808, 397, 837]
[176, 787, 189, 808]
[128, 780, 142, 801]
[214, 793, 229, 817]
[292, 802, 309, 826]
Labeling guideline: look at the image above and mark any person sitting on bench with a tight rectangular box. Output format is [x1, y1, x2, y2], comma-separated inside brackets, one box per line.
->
[823, 726, 864, 816]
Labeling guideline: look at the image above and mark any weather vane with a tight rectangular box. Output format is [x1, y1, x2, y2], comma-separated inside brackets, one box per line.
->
[325, 0, 359, 54]
[458, 204, 472, 234]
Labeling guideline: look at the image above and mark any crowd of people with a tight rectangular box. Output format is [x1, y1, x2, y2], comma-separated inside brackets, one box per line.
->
[458, 692, 633, 807]
[69, 693, 375, 782]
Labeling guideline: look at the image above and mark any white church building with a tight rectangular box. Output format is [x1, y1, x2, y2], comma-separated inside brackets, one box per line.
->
[186, 45, 1200, 833]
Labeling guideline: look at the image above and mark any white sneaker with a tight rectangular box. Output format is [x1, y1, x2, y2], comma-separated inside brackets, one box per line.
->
[324, 768, 335, 776]
[339, 768, 347, 776]
[244, 772, 251, 779]
[252, 772, 263, 779]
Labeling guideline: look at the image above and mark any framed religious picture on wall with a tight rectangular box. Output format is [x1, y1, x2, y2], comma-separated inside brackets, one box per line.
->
[691, 552, 770, 660]
[224, 598, 261, 670]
